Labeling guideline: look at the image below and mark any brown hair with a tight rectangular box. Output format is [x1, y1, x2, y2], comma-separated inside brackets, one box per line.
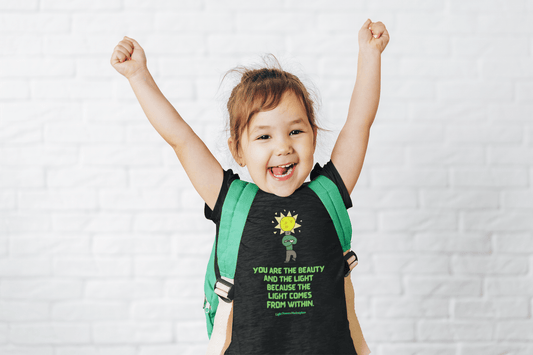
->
[224, 57, 320, 158]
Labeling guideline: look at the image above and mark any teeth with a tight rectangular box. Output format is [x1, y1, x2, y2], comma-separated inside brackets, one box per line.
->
[270, 164, 294, 178]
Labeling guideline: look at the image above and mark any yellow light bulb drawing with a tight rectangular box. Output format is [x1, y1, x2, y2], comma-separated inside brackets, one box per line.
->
[280, 216, 295, 232]
[274, 211, 301, 234]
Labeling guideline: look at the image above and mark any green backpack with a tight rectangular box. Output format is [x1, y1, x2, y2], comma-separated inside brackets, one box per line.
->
[202, 175, 359, 338]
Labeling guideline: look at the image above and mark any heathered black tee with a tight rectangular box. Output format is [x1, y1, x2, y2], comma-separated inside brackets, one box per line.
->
[205, 161, 357, 355]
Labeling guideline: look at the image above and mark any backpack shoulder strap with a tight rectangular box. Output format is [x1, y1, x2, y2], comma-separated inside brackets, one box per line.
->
[308, 175, 352, 252]
[217, 179, 259, 279]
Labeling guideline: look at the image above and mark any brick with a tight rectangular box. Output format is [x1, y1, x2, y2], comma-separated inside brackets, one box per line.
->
[44, 121, 124, 144]
[52, 212, 131, 233]
[206, 0, 283, 10]
[33, 79, 113, 99]
[453, 168, 527, 187]
[517, 82, 533, 103]
[0, 146, 77, 166]
[406, 276, 482, 296]
[93, 235, 173, 254]
[99, 189, 179, 210]
[0, 80, 29, 99]
[496, 321, 533, 341]
[0, 258, 51, 277]
[134, 212, 212, 233]
[132, 300, 198, 320]
[52, 301, 129, 321]
[352, 275, 402, 296]
[504, 190, 533, 208]
[156, 78, 195, 100]
[142, 35, 205, 55]
[139, 345, 207, 355]
[236, 12, 314, 33]
[56, 346, 136, 355]
[53, 258, 131, 277]
[418, 320, 493, 341]
[158, 56, 237, 77]
[176, 321, 206, 342]
[0, 0, 38, 10]
[10, 323, 91, 344]
[0, 14, 70, 33]
[1, 101, 82, 122]
[86, 280, 163, 300]
[452, 255, 528, 275]
[0, 279, 83, 300]
[380, 344, 456, 355]
[421, 190, 498, 209]
[491, 148, 533, 165]
[1, 213, 50, 232]
[397, 13, 473, 34]
[372, 168, 447, 188]
[288, 34, 358, 54]
[463, 211, 533, 232]
[438, 81, 513, 101]
[10, 235, 91, 255]
[93, 322, 173, 343]
[0, 191, 16, 209]
[18, 190, 97, 209]
[374, 297, 449, 318]
[126, 0, 202, 10]
[0, 346, 56, 355]
[359, 320, 415, 341]
[351, 233, 415, 253]
[459, 343, 533, 355]
[482, 58, 533, 78]
[381, 210, 457, 232]
[374, 254, 449, 274]
[0, 301, 49, 321]
[494, 233, 533, 253]
[156, 12, 233, 33]
[454, 37, 528, 58]
[400, 58, 477, 79]
[129, 167, 190, 188]
[486, 277, 533, 296]
[454, 298, 529, 319]
[42, 0, 121, 10]
[48, 167, 126, 189]
[489, 103, 533, 123]
[208, 34, 285, 54]
[415, 233, 491, 253]
[173, 232, 212, 255]
[134, 257, 206, 277]
[477, 14, 533, 33]
[411, 102, 487, 124]
[285, 0, 362, 9]
[165, 278, 204, 300]
[0, 57, 74, 77]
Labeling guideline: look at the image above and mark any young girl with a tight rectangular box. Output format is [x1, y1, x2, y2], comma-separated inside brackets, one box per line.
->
[111, 18, 389, 355]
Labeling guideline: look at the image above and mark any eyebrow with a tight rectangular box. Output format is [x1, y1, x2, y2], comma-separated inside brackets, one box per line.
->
[251, 118, 305, 132]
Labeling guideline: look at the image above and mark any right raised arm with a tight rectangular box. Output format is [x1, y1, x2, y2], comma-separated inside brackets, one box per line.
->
[110, 36, 223, 210]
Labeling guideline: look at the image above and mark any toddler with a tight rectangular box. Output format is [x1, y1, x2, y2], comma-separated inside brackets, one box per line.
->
[111, 18, 389, 355]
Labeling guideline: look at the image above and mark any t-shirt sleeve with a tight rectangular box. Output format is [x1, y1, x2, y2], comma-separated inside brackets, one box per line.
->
[310, 160, 353, 210]
[204, 168, 240, 224]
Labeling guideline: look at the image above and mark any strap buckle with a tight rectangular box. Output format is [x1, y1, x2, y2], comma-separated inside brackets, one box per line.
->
[214, 278, 235, 303]
[344, 250, 358, 277]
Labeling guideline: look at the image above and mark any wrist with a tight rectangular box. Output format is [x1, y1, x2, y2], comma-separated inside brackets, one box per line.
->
[127, 66, 150, 83]
[358, 48, 381, 61]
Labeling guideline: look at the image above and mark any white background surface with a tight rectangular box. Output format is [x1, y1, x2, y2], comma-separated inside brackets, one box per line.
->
[1, 0, 533, 354]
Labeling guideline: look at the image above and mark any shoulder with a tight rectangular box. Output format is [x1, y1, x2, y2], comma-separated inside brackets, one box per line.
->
[204, 168, 241, 223]
[309, 160, 353, 209]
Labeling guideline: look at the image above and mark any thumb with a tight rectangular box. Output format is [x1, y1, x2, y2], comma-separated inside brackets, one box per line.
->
[125, 36, 142, 51]
[362, 18, 372, 30]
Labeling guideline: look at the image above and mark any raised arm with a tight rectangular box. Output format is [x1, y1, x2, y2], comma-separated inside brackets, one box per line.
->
[331, 19, 389, 195]
[110, 36, 223, 209]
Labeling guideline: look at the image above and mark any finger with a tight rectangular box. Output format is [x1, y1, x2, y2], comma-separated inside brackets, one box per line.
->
[118, 40, 133, 55]
[112, 50, 127, 64]
[127, 37, 143, 52]
[114, 46, 130, 62]
[362, 18, 372, 30]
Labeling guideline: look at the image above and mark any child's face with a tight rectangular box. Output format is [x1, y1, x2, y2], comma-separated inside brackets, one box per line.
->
[236, 91, 316, 197]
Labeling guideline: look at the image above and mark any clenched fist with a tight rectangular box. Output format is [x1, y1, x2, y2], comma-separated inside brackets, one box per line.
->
[110, 36, 148, 79]
[359, 19, 389, 54]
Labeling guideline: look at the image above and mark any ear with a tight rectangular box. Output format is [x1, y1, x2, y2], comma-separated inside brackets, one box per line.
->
[228, 137, 245, 167]
[313, 128, 318, 149]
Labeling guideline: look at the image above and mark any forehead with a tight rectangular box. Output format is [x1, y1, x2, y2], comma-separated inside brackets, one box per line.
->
[248, 91, 308, 127]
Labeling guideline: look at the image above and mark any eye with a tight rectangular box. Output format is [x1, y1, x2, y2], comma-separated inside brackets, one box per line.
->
[257, 134, 270, 140]
[290, 130, 303, 136]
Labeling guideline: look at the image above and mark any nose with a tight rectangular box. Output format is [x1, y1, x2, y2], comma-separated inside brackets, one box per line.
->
[276, 136, 293, 156]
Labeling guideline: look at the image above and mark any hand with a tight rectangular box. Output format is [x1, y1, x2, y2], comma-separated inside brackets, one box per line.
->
[359, 19, 389, 54]
[110, 36, 148, 80]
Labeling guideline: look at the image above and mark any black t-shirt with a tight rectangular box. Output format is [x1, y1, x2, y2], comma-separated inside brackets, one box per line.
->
[205, 161, 357, 355]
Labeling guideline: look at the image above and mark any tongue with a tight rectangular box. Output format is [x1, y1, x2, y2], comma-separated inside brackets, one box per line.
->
[271, 166, 288, 176]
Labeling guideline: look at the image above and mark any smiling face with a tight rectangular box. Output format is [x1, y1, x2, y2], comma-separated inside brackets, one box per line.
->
[231, 91, 317, 197]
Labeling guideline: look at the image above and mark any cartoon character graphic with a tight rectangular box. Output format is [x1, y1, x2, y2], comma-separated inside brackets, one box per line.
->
[274, 211, 301, 263]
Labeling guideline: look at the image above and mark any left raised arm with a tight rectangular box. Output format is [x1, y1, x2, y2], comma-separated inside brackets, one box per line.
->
[331, 19, 389, 194]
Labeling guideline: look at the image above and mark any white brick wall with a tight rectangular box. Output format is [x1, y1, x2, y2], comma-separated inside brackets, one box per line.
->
[0, 0, 532, 354]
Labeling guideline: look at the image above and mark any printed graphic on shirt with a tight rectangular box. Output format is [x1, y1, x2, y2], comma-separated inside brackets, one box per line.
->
[273, 211, 301, 263]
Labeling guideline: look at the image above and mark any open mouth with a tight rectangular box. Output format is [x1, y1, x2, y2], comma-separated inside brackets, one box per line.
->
[269, 163, 296, 181]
